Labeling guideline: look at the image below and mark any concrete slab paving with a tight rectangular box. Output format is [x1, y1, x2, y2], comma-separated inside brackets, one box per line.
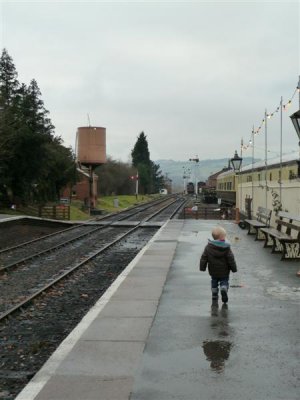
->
[54, 340, 145, 376]
[15, 220, 183, 400]
[140, 222, 165, 227]
[0, 214, 23, 221]
[80, 316, 153, 341]
[130, 220, 300, 400]
[33, 375, 134, 400]
[112, 278, 167, 301]
[15, 219, 299, 400]
[99, 299, 159, 318]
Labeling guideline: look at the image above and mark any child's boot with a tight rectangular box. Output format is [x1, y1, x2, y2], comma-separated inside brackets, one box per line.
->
[212, 287, 218, 301]
[220, 286, 228, 303]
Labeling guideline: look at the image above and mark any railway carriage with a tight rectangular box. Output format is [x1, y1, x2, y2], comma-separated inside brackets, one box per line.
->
[216, 170, 236, 206]
[216, 152, 300, 222]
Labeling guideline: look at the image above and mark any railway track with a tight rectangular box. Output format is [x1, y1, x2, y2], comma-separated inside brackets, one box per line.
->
[0, 195, 175, 250]
[0, 196, 184, 321]
[0, 196, 185, 399]
[0, 227, 159, 400]
[0, 195, 177, 273]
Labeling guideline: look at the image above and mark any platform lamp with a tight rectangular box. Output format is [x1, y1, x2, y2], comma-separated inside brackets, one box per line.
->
[290, 110, 300, 158]
[290, 108, 300, 278]
[230, 150, 243, 224]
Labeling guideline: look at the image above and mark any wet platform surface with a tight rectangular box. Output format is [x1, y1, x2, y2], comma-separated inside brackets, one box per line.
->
[15, 220, 300, 400]
[0, 214, 22, 220]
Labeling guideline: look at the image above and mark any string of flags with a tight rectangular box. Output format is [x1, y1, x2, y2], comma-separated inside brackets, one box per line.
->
[241, 80, 300, 152]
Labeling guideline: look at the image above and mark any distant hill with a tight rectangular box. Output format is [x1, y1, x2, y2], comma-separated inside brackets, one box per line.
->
[156, 157, 255, 191]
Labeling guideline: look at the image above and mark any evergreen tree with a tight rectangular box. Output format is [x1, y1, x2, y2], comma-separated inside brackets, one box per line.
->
[0, 49, 21, 204]
[5, 79, 55, 201]
[131, 132, 152, 193]
[150, 161, 164, 193]
[0, 48, 19, 106]
[36, 140, 76, 203]
[131, 132, 164, 194]
[0, 48, 76, 206]
[131, 132, 150, 167]
[25, 79, 55, 139]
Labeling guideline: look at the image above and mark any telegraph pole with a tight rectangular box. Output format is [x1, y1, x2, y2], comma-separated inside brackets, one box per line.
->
[189, 156, 199, 195]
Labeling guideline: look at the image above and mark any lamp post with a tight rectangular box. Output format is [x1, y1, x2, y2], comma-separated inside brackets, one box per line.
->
[290, 109, 300, 160]
[230, 150, 243, 224]
[290, 120, 300, 279]
[289, 77, 300, 165]
[135, 172, 139, 200]
[289, 77, 300, 276]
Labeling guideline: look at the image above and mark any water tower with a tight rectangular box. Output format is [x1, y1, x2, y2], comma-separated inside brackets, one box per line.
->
[76, 126, 106, 214]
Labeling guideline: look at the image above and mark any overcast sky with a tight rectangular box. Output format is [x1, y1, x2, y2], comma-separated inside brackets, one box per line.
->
[0, 0, 299, 164]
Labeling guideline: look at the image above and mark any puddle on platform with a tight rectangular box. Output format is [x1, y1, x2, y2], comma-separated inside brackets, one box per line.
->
[202, 340, 232, 373]
[210, 303, 231, 337]
[266, 283, 300, 301]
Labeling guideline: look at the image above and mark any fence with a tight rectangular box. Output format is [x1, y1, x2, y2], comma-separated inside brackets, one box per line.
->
[183, 206, 236, 220]
[38, 205, 70, 220]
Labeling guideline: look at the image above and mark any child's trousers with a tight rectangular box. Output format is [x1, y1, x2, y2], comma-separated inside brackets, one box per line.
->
[211, 277, 229, 299]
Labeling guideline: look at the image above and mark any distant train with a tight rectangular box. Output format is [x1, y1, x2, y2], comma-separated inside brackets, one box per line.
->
[159, 188, 168, 195]
[216, 152, 300, 219]
[186, 182, 195, 195]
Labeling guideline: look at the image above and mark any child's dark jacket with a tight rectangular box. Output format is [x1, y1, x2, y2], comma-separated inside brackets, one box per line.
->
[200, 239, 237, 278]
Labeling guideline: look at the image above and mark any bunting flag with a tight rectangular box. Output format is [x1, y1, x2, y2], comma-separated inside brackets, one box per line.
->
[241, 80, 300, 152]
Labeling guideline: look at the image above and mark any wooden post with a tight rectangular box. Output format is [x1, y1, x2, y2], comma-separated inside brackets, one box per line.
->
[235, 207, 240, 224]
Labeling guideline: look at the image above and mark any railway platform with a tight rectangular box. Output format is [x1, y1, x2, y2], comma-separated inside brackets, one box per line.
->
[0, 214, 22, 221]
[15, 219, 299, 400]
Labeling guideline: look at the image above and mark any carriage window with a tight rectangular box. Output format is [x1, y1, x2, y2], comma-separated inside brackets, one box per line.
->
[247, 175, 252, 182]
[258, 174, 261, 181]
[269, 173, 272, 181]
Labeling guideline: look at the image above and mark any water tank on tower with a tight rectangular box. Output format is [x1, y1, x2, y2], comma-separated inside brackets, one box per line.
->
[75, 126, 106, 215]
[76, 126, 106, 166]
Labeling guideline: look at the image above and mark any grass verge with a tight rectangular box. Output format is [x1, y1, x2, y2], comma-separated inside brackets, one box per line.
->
[0, 195, 161, 221]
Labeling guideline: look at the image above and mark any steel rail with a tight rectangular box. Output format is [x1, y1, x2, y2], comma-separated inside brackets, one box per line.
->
[0, 195, 174, 255]
[145, 197, 185, 221]
[169, 198, 187, 219]
[0, 227, 138, 321]
[0, 197, 176, 274]
[0, 198, 184, 322]
[0, 225, 108, 273]
[0, 224, 80, 255]
[101, 195, 177, 222]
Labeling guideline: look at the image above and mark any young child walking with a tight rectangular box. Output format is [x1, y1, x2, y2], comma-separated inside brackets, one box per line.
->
[200, 226, 237, 304]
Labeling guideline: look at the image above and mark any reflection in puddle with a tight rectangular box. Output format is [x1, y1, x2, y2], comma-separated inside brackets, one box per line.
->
[203, 303, 233, 372]
[210, 303, 230, 337]
[202, 340, 232, 373]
